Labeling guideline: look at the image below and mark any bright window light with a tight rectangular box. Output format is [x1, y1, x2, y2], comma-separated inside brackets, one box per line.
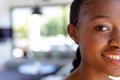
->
[12, 48, 24, 58]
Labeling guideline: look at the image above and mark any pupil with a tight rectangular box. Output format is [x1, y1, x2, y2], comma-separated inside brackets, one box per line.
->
[96, 25, 104, 31]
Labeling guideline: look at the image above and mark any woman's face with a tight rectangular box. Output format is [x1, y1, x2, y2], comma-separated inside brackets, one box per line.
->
[70, 0, 120, 76]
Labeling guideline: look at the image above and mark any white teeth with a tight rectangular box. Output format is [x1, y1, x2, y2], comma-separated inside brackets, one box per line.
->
[106, 55, 120, 60]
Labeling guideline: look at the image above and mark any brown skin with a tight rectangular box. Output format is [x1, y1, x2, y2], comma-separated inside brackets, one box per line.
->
[65, 0, 120, 80]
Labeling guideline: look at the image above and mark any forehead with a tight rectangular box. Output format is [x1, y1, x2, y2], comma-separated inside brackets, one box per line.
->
[84, 0, 120, 13]
[80, 0, 120, 19]
[85, 0, 120, 5]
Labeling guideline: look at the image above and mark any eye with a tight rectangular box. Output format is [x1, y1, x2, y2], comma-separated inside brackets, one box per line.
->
[95, 25, 109, 31]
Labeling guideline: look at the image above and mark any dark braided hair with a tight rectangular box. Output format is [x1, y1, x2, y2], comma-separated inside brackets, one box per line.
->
[70, 0, 84, 27]
[70, 0, 85, 72]
[71, 47, 80, 72]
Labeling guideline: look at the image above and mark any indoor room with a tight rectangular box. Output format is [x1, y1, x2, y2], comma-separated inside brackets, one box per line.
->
[0, 0, 77, 80]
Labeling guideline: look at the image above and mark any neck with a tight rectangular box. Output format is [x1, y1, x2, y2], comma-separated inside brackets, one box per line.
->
[76, 61, 110, 80]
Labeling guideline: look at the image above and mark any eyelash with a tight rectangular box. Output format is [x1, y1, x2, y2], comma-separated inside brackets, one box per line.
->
[95, 25, 110, 31]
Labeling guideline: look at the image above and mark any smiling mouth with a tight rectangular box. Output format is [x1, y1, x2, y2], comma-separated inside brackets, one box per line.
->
[102, 54, 120, 65]
[104, 55, 120, 60]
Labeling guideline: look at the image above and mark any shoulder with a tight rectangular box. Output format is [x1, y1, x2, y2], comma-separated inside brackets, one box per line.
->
[64, 75, 79, 80]
[64, 70, 81, 80]
[64, 76, 73, 80]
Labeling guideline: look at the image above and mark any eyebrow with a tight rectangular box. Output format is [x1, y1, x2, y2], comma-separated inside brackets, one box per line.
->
[90, 15, 111, 21]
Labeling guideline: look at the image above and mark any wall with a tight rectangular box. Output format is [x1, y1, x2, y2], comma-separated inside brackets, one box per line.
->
[0, 0, 12, 66]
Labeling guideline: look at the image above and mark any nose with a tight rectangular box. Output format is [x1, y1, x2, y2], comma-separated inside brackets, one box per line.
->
[109, 39, 120, 48]
[109, 31, 120, 48]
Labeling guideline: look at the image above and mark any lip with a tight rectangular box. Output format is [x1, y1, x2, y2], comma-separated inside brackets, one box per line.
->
[101, 52, 120, 66]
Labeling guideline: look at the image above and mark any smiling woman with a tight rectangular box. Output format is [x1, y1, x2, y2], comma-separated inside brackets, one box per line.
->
[64, 0, 120, 80]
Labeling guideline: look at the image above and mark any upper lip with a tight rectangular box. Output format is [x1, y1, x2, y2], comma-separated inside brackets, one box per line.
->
[102, 48, 120, 55]
[101, 49, 120, 60]
[102, 50, 120, 55]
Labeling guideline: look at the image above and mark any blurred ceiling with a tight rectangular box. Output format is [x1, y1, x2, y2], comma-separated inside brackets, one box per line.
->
[2, 0, 73, 7]
[0, 0, 73, 27]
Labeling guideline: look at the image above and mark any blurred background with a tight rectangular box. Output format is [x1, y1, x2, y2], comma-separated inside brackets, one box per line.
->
[0, 0, 77, 80]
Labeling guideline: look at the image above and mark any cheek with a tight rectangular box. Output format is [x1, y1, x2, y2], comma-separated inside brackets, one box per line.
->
[78, 33, 110, 59]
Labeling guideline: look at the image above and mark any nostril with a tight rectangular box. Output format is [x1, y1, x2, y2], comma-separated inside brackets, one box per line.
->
[109, 39, 120, 48]
[112, 46, 120, 49]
